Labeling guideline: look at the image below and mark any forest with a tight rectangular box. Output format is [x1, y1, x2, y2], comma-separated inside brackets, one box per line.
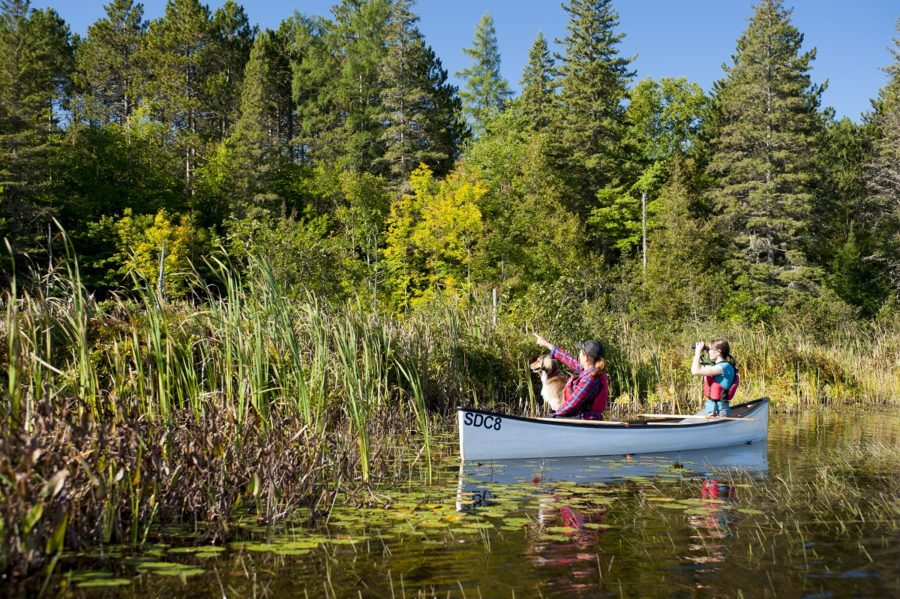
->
[0, 0, 895, 325]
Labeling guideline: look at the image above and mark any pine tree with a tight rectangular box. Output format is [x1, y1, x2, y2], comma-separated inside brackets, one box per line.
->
[519, 31, 554, 130]
[141, 0, 214, 192]
[222, 26, 294, 215]
[291, 14, 340, 165]
[376, 0, 463, 187]
[704, 0, 825, 318]
[421, 44, 466, 177]
[330, 0, 390, 172]
[554, 0, 634, 218]
[72, 0, 145, 125]
[291, 0, 391, 171]
[208, 0, 253, 140]
[456, 12, 511, 135]
[0, 0, 73, 250]
[817, 118, 880, 314]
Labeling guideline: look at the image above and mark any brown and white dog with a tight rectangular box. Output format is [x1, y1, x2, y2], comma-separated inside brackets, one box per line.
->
[530, 354, 566, 412]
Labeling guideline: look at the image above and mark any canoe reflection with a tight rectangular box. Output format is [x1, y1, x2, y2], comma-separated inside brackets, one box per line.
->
[457, 442, 767, 502]
[456, 444, 766, 593]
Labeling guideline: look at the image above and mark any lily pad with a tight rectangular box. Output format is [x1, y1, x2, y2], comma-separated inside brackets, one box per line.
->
[76, 578, 132, 588]
[136, 561, 204, 577]
[546, 526, 578, 534]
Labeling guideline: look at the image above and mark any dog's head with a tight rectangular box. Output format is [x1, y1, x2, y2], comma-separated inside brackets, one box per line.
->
[530, 355, 559, 375]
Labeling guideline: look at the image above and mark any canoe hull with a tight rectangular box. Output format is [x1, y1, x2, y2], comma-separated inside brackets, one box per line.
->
[458, 398, 769, 461]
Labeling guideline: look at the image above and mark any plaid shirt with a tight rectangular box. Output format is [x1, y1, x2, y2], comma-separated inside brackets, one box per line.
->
[550, 347, 606, 419]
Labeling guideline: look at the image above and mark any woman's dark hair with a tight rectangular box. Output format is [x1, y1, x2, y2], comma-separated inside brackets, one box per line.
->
[709, 338, 736, 369]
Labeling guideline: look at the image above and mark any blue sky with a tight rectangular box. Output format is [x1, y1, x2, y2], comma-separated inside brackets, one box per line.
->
[33, 1, 899, 121]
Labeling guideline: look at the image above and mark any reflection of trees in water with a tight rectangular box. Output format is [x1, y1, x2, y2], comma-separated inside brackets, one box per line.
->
[685, 479, 739, 571]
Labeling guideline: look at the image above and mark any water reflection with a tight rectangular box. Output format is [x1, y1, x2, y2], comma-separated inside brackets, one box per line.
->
[457, 444, 767, 595]
[458, 443, 768, 494]
[684, 478, 739, 575]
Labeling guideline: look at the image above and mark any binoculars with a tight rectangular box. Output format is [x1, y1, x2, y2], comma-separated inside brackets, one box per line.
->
[690, 343, 709, 351]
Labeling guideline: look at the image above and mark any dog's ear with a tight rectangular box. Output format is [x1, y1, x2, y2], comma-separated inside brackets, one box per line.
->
[542, 356, 553, 371]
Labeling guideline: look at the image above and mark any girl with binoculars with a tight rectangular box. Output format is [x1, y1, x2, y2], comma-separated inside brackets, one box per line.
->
[690, 339, 739, 416]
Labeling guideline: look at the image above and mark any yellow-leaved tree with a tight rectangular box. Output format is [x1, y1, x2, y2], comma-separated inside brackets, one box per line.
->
[114, 208, 204, 297]
[384, 164, 485, 311]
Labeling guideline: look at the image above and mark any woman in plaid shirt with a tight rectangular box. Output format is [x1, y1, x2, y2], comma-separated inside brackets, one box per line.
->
[533, 333, 609, 420]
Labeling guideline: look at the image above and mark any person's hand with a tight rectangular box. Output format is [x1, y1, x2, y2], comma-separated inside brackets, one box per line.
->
[694, 341, 705, 357]
[532, 332, 552, 350]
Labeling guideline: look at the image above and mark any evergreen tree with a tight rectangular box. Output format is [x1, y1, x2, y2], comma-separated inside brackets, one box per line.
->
[376, 0, 464, 187]
[456, 12, 511, 135]
[554, 0, 634, 218]
[519, 31, 555, 130]
[217, 26, 294, 216]
[141, 0, 214, 192]
[817, 118, 883, 314]
[0, 0, 73, 251]
[637, 163, 724, 324]
[330, 0, 390, 172]
[864, 18, 900, 297]
[422, 44, 467, 177]
[292, 0, 390, 172]
[208, 0, 253, 140]
[72, 0, 145, 125]
[291, 14, 340, 165]
[704, 0, 825, 319]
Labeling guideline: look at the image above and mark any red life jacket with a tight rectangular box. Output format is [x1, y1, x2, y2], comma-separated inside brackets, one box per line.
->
[703, 369, 739, 401]
[562, 371, 609, 419]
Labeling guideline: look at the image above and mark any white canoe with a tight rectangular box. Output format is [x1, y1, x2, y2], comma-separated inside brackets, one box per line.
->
[458, 397, 769, 461]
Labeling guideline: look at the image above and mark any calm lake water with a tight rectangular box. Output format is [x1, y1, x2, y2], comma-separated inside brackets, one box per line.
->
[53, 410, 899, 598]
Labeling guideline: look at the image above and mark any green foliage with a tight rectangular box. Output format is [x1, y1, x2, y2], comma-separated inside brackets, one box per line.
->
[0, 0, 895, 330]
[456, 12, 511, 135]
[223, 208, 343, 298]
[553, 0, 634, 219]
[461, 109, 582, 293]
[0, 0, 73, 253]
[633, 173, 725, 325]
[376, 0, 466, 186]
[209, 26, 294, 219]
[329, 0, 390, 171]
[626, 77, 706, 163]
[113, 207, 208, 297]
[333, 169, 391, 302]
[72, 0, 145, 125]
[864, 19, 900, 297]
[704, 0, 825, 312]
[519, 32, 555, 130]
[207, 0, 254, 141]
[292, 0, 391, 171]
[140, 0, 216, 192]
